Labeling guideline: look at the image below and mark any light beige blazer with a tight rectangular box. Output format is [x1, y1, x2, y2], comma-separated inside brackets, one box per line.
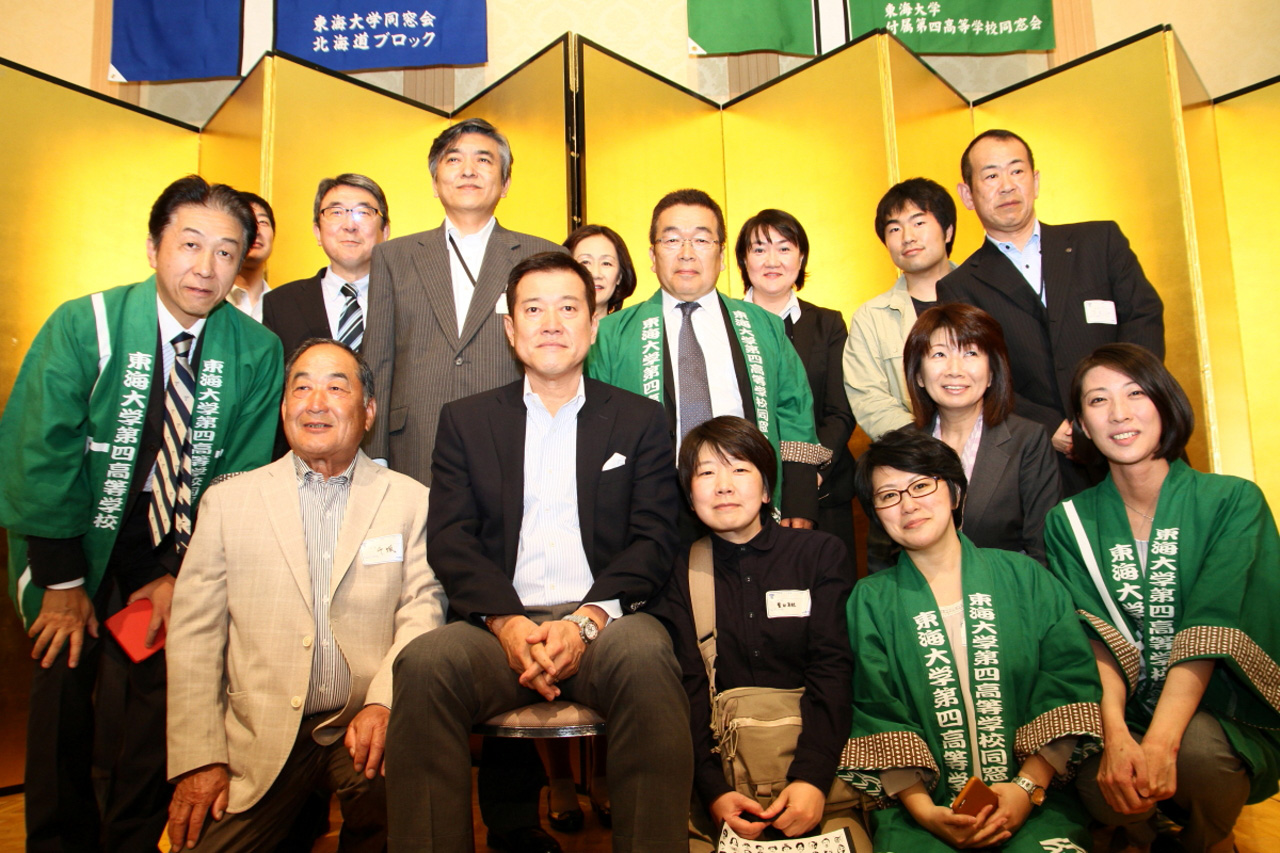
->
[166, 451, 445, 812]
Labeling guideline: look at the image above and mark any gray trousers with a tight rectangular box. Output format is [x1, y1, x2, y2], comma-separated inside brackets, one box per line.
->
[386, 608, 693, 852]
[191, 714, 386, 852]
[1075, 710, 1249, 852]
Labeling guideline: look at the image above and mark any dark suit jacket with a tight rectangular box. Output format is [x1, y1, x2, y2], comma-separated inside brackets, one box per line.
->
[791, 299, 855, 505]
[938, 221, 1164, 433]
[427, 377, 680, 624]
[960, 414, 1062, 565]
[261, 267, 332, 362]
[362, 222, 564, 486]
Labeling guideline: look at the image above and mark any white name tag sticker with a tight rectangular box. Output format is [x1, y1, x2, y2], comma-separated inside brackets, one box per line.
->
[495, 294, 509, 314]
[360, 534, 404, 565]
[1084, 299, 1118, 325]
[765, 589, 811, 619]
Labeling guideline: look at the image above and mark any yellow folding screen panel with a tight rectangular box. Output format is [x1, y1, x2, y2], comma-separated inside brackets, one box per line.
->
[884, 37, 982, 264]
[722, 35, 894, 309]
[973, 29, 1215, 473]
[200, 62, 268, 197]
[1216, 77, 1280, 504]
[0, 61, 197, 407]
[459, 36, 573, 244]
[578, 39, 727, 306]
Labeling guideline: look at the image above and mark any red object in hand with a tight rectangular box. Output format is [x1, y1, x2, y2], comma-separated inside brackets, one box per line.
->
[104, 598, 166, 662]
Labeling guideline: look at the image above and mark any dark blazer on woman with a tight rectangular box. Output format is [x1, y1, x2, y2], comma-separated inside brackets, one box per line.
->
[960, 412, 1062, 565]
[791, 299, 856, 505]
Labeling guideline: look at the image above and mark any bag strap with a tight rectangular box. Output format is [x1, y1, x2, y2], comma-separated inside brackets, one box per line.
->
[1063, 500, 1139, 648]
[688, 535, 717, 690]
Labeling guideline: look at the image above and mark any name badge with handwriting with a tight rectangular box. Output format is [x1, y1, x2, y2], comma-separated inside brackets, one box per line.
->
[765, 589, 811, 619]
[360, 534, 404, 565]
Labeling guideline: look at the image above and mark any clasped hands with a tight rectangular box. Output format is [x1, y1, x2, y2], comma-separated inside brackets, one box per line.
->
[489, 606, 606, 701]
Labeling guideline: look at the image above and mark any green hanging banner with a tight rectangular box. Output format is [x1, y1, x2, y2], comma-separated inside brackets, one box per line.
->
[687, 0, 818, 56]
[850, 0, 1055, 54]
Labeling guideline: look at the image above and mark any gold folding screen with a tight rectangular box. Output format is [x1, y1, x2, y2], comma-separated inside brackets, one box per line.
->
[1216, 77, 1280, 506]
[0, 31, 1272, 486]
[578, 40, 727, 306]
[974, 28, 1230, 476]
[0, 61, 197, 408]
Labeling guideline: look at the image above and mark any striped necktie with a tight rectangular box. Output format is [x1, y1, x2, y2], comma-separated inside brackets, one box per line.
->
[149, 331, 195, 552]
[337, 282, 364, 350]
[677, 301, 713, 441]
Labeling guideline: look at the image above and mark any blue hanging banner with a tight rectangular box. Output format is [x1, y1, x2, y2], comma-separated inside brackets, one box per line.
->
[275, 1, 488, 71]
[111, 0, 243, 82]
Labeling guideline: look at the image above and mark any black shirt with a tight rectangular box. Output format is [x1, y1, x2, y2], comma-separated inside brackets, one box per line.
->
[651, 517, 854, 806]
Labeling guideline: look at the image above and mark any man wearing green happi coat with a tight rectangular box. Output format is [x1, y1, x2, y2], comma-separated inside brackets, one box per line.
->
[0, 176, 282, 852]
[588, 189, 828, 528]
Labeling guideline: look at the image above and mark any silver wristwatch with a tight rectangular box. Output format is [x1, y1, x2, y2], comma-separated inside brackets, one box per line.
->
[561, 614, 599, 645]
[1010, 775, 1046, 806]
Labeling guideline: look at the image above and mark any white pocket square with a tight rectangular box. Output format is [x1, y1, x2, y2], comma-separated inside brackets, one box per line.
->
[602, 452, 627, 471]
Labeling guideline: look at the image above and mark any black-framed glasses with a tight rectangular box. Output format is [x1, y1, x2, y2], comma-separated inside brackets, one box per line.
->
[872, 476, 941, 510]
[319, 205, 383, 223]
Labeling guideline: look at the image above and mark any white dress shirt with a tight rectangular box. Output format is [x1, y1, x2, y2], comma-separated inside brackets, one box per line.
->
[445, 215, 497, 335]
[320, 267, 370, 337]
[226, 281, 270, 322]
[661, 289, 744, 444]
[743, 286, 802, 325]
[512, 376, 621, 620]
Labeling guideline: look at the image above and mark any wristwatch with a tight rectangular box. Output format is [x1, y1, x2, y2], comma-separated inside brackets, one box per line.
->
[561, 614, 599, 645]
[1010, 775, 1046, 806]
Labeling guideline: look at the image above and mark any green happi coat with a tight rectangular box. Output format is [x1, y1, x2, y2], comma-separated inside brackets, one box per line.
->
[842, 536, 1101, 853]
[0, 277, 283, 627]
[1045, 460, 1280, 803]
[587, 289, 826, 508]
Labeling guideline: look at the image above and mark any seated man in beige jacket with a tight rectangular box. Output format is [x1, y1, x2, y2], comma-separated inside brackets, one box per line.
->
[166, 339, 446, 852]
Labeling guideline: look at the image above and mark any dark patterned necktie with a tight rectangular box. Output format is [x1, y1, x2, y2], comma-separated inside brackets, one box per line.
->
[677, 301, 713, 441]
[337, 282, 364, 350]
[149, 331, 195, 551]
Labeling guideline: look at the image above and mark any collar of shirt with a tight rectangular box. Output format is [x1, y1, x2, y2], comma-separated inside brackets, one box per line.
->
[444, 215, 497, 252]
[742, 286, 801, 324]
[226, 280, 270, 313]
[987, 220, 1043, 299]
[322, 266, 370, 296]
[522, 374, 587, 418]
[292, 451, 359, 485]
[931, 411, 985, 483]
[661, 286, 722, 318]
[156, 295, 206, 353]
[711, 514, 779, 561]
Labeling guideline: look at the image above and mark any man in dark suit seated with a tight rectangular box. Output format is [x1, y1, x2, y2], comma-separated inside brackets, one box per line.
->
[263, 173, 390, 359]
[386, 253, 692, 853]
[938, 129, 1164, 495]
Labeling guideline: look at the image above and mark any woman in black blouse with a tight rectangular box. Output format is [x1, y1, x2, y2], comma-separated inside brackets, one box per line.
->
[654, 416, 855, 844]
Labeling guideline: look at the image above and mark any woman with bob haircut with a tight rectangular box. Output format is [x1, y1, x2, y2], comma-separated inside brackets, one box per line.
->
[650, 416, 864, 848]
[564, 224, 638, 320]
[734, 209, 857, 574]
[1044, 343, 1280, 853]
[841, 426, 1102, 852]
[903, 303, 1060, 564]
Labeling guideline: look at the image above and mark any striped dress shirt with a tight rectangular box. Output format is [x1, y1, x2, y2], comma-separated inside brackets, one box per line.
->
[295, 453, 356, 716]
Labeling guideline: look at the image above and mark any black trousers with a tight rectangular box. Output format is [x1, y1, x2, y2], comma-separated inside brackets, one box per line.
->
[25, 501, 173, 853]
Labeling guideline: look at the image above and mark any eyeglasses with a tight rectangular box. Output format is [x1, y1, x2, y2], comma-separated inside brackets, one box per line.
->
[872, 476, 941, 510]
[319, 206, 383, 223]
[653, 236, 721, 253]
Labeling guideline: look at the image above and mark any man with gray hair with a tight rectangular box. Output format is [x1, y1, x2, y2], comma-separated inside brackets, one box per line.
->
[264, 173, 392, 360]
[361, 118, 564, 486]
[361, 119, 568, 851]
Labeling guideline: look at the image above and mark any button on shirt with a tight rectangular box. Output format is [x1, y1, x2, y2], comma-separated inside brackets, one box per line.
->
[661, 289, 743, 444]
[320, 266, 370, 337]
[295, 453, 356, 716]
[446, 216, 497, 336]
[513, 377, 621, 620]
[990, 221, 1044, 305]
